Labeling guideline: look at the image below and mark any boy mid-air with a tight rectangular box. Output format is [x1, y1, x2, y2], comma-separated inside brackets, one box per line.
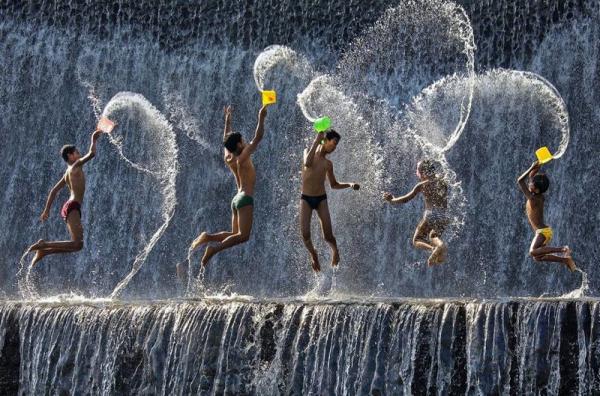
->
[300, 130, 360, 272]
[188, 105, 267, 268]
[27, 127, 106, 266]
[517, 160, 576, 271]
[383, 160, 449, 266]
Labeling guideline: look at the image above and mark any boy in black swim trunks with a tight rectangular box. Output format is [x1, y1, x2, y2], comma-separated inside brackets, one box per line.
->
[300, 130, 360, 272]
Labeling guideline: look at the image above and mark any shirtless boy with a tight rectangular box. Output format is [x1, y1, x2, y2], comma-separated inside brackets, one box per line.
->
[300, 130, 360, 272]
[517, 161, 576, 271]
[189, 105, 267, 267]
[383, 160, 449, 266]
[27, 128, 106, 266]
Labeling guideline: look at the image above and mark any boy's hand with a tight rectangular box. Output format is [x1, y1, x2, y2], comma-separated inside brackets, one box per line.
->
[224, 105, 233, 117]
[314, 131, 325, 142]
[40, 210, 49, 222]
[382, 192, 393, 202]
[351, 183, 360, 191]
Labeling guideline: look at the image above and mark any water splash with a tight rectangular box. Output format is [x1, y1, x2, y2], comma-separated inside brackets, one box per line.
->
[336, 0, 476, 149]
[100, 92, 179, 298]
[16, 251, 39, 300]
[253, 45, 314, 91]
[561, 268, 590, 298]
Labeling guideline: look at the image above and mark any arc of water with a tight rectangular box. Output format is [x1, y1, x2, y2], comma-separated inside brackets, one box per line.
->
[102, 92, 178, 298]
[510, 70, 571, 159]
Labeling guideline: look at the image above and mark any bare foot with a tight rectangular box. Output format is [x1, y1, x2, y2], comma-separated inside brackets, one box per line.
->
[27, 239, 45, 253]
[201, 246, 216, 267]
[310, 253, 321, 272]
[331, 249, 340, 268]
[31, 250, 46, 267]
[565, 257, 577, 272]
[190, 232, 208, 251]
[562, 246, 571, 257]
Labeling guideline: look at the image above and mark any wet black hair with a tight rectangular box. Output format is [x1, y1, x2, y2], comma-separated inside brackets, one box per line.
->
[60, 145, 77, 162]
[325, 130, 341, 142]
[223, 132, 242, 154]
[532, 174, 550, 193]
[418, 159, 438, 178]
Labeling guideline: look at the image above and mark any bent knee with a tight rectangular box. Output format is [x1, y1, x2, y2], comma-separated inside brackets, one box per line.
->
[529, 251, 542, 261]
[412, 236, 426, 246]
[238, 233, 251, 243]
[74, 240, 84, 251]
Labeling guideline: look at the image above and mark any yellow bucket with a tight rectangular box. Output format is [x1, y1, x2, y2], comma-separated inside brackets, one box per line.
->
[261, 90, 276, 106]
[535, 146, 553, 164]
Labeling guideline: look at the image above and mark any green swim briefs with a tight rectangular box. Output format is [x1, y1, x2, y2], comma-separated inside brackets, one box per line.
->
[231, 191, 254, 210]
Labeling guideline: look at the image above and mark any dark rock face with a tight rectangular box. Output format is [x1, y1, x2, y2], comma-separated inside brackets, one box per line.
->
[0, 299, 598, 394]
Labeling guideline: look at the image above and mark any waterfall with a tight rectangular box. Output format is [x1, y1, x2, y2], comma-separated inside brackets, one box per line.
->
[0, 299, 597, 394]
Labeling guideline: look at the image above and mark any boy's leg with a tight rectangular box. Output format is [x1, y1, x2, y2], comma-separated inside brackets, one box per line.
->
[529, 234, 576, 271]
[300, 200, 320, 272]
[428, 221, 449, 265]
[412, 219, 434, 251]
[316, 200, 339, 267]
[30, 211, 84, 266]
[190, 209, 239, 250]
[201, 205, 254, 266]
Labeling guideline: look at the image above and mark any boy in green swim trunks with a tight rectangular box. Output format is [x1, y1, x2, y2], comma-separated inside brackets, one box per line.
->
[517, 160, 576, 271]
[187, 105, 267, 268]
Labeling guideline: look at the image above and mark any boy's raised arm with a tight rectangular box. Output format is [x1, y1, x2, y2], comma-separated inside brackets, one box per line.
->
[383, 181, 425, 205]
[223, 105, 232, 139]
[74, 129, 103, 167]
[304, 132, 324, 168]
[517, 161, 540, 199]
[40, 177, 66, 221]
[238, 106, 267, 162]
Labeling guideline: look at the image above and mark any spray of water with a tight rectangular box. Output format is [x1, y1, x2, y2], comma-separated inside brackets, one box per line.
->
[100, 92, 178, 298]
[253, 45, 314, 91]
[336, 0, 475, 145]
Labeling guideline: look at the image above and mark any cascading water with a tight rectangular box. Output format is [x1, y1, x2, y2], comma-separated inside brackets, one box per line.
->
[1, 0, 600, 393]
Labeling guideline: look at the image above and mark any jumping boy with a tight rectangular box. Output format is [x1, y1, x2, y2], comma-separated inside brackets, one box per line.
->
[27, 127, 106, 266]
[517, 160, 576, 271]
[383, 160, 449, 266]
[188, 105, 267, 267]
[300, 130, 360, 272]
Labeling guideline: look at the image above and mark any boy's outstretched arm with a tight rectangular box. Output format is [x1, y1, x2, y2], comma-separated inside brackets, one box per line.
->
[304, 132, 324, 167]
[40, 177, 66, 221]
[517, 161, 540, 199]
[223, 105, 233, 139]
[326, 162, 360, 190]
[383, 182, 426, 205]
[238, 106, 267, 162]
[74, 129, 104, 167]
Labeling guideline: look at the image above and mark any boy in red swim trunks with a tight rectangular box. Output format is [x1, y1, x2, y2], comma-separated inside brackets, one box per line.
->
[27, 127, 106, 266]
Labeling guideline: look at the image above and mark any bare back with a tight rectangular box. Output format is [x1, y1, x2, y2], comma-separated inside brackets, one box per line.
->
[526, 194, 546, 230]
[64, 165, 86, 203]
[421, 178, 448, 210]
[225, 152, 256, 195]
[301, 149, 330, 196]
